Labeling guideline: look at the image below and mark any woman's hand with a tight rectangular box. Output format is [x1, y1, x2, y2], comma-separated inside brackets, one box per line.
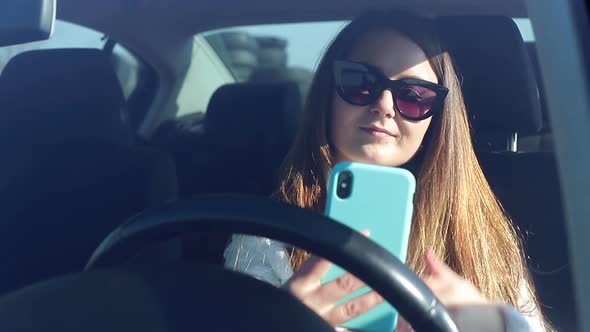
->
[282, 254, 384, 327]
[421, 249, 487, 306]
[397, 249, 488, 332]
[282, 231, 385, 327]
[282, 245, 487, 330]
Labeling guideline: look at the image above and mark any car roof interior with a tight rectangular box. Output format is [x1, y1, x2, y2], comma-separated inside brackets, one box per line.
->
[56, 0, 529, 110]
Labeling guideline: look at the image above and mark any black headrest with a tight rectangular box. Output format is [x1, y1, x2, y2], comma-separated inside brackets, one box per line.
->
[249, 66, 314, 100]
[436, 16, 542, 135]
[0, 48, 129, 146]
[205, 81, 302, 146]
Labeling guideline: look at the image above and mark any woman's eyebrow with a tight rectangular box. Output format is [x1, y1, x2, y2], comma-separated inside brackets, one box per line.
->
[390, 65, 438, 82]
[387, 70, 433, 82]
[360, 61, 433, 82]
[394, 74, 428, 80]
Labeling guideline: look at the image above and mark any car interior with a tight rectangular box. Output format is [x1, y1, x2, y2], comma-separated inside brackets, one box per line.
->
[0, 0, 586, 331]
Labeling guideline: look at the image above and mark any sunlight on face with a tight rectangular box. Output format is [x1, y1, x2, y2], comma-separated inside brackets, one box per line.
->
[331, 30, 438, 166]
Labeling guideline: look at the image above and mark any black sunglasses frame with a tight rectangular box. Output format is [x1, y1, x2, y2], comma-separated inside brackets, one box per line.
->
[333, 60, 449, 121]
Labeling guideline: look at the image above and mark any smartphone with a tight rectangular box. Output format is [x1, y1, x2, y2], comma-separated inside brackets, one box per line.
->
[322, 162, 416, 332]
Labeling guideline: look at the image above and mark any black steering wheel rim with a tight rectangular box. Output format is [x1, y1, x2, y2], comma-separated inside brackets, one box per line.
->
[86, 194, 458, 332]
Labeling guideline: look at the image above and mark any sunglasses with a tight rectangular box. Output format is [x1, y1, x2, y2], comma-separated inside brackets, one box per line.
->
[333, 60, 449, 121]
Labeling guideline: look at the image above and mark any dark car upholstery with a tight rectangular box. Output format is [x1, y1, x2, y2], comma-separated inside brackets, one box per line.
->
[437, 16, 573, 331]
[152, 81, 302, 265]
[0, 49, 178, 294]
[157, 81, 302, 199]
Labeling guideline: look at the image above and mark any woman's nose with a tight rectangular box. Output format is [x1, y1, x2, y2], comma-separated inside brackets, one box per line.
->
[370, 89, 396, 119]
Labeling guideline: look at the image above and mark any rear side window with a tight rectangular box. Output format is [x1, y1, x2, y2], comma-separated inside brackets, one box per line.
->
[175, 21, 345, 119]
[0, 20, 105, 72]
[0, 21, 155, 113]
[177, 18, 535, 120]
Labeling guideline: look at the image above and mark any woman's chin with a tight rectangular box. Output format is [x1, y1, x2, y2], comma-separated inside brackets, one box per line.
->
[353, 154, 408, 167]
[334, 148, 410, 167]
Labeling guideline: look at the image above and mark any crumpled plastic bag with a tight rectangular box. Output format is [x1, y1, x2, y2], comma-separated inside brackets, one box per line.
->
[223, 234, 294, 287]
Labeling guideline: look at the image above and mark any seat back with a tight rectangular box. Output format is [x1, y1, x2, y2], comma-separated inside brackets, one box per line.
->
[152, 81, 302, 265]
[169, 81, 302, 198]
[0, 49, 178, 293]
[437, 16, 575, 331]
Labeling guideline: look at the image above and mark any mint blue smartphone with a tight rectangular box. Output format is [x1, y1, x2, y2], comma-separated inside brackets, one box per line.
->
[322, 162, 416, 332]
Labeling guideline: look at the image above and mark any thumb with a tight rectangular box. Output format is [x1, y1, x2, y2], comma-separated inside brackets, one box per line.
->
[423, 248, 448, 278]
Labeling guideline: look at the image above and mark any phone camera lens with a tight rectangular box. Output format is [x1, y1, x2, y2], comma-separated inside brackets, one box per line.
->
[336, 171, 353, 199]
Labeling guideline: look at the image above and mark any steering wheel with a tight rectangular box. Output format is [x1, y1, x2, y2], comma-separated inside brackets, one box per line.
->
[84, 194, 458, 332]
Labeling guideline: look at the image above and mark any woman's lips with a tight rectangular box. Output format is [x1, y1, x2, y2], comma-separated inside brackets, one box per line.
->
[359, 125, 397, 138]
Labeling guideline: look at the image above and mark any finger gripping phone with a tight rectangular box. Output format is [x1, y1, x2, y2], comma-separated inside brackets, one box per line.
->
[322, 162, 416, 332]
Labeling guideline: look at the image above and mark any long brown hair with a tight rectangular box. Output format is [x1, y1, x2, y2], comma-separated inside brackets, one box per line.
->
[275, 9, 550, 328]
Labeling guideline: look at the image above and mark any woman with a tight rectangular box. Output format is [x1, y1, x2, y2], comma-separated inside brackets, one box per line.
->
[224, 10, 552, 331]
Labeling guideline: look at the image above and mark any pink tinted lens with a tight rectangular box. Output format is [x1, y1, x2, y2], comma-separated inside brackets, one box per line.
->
[341, 70, 376, 105]
[396, 85, 437, 118]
